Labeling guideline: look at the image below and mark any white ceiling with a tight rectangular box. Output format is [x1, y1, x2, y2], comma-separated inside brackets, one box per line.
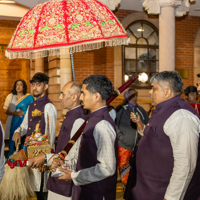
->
[1, 0, 200, 18]
[119, 0, 200, 17]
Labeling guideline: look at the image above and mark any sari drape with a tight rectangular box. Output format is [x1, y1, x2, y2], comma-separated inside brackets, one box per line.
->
[6, 94, 34, 157]
[118, 146, 133, 188]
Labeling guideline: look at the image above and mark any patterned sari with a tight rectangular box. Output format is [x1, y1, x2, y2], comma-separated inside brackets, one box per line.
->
[118, 146, 133, 188]
[4, 94, 34, 157]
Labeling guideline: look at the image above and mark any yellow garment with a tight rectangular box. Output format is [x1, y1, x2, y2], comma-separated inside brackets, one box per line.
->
[3, 93, 32, 110]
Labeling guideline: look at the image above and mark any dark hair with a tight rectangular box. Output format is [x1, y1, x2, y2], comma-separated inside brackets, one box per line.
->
[185, 86, 197, 96]
[30, 72, 49, 84]
[197, 73, 200, 78]
[12, 79, 27, 95]
[150, 71, 183, 96]
[83, 75, 114, 101]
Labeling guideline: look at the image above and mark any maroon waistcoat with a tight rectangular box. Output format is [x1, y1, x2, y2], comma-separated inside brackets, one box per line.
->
[73, 107, 118, 200]
[129, 96, 200, 200]
[47, 106, 88, 197]
[27, 95, 52, 136]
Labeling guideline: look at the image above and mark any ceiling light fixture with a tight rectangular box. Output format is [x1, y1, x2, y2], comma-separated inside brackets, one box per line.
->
[137, 27, 144, 32]
[125, 75, 129, 82]
[0, 1, 15, 3]
[138, 72, 148, 83]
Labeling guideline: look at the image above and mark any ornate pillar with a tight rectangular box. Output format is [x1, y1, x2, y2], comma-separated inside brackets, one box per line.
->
[159, 2, 175, 71]
[142, 0, 195, 72]
[60, 52, 72, 89]
[35, 58, 44, 73]
[60, 51, 72, 117]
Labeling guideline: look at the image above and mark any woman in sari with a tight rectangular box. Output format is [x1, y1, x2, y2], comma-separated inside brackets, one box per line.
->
[3, 79, 34, 157]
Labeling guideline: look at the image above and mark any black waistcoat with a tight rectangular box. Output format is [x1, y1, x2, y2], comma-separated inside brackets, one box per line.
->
[73, 107, 118, 200]
[27, 95, 52, 136]
[129, 96, 200, 200]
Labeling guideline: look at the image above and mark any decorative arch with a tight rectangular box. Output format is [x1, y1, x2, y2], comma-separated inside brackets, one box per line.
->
[113, 12, 159, 111]
[114, 12, 159, 89]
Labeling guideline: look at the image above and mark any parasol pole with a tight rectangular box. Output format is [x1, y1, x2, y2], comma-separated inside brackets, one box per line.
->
[70, 48, 76, 81]
[54, 75, 139, 165]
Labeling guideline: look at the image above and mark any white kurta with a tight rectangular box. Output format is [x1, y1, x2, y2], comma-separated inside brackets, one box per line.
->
[70, 107, 117, 200]
[71, 119, 117, 186]
[163, 109, 200, 200]
[47, 116, 85, 200]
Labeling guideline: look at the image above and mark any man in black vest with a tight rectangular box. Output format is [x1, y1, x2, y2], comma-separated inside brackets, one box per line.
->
[28, 81, 88, 200]
[57, 75, 118, 200]
[125, 71, 200, 200]
[13, 72, 57, 200]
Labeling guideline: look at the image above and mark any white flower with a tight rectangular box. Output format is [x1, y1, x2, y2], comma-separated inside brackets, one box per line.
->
[49, 18, 56, 25]
[76, 15, 83, 21]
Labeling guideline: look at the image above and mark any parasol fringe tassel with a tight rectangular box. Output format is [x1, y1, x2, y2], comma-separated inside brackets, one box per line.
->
[5, 37, 129, 60]
[0, 164, 36, 200]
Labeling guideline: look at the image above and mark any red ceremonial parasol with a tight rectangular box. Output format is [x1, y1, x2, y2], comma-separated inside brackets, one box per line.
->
[6, 0, 128, 57]
[5, 0, 128, 80]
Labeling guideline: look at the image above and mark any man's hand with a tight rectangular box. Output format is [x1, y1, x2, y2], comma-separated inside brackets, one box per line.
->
[130, 112, 140, 123]
[58, 167, 72, 181]
[28, 154, 45, 169]
[38, 165, 47, 173]
[51, 158, 64, 169]
[130, 112, 144, 131]
[12, 132, 21, 147]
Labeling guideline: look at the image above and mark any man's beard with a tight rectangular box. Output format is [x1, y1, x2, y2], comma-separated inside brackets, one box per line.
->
[33, 91, 43, 98]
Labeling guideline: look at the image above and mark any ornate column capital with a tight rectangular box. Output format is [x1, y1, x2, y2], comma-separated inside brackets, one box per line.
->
[142, 0, 195, 17]
[98, 0, 121, 10]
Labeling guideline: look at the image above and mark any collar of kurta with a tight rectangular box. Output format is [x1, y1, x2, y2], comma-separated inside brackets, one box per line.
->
[65, 105, 82, 118]
[155, 96, 181, 111]
[35, 94, 48, 103]
[89, 106, 107, 118]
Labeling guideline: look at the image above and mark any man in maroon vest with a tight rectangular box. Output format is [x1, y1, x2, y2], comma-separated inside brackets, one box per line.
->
[12, 72, 57, 200]
[28, 81, 88, 200]
[125, 71, 200, 200]
[57, 75, 118, 200]
[0, 120, 5, 183]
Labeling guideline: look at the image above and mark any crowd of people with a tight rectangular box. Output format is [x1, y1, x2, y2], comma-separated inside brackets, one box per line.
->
[0, 71, 200, 200]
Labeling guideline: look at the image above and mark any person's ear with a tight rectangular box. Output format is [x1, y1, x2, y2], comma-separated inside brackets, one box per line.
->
[44, 84, 49, 90]
[164, 88, 172, 99]
[71, 94, 78, 102]
[94, 92, 101, 102]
